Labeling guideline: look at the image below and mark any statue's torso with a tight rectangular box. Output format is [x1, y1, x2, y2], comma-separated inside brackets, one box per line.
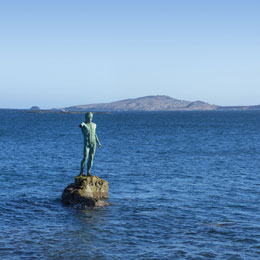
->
[80, 122, 96, 146]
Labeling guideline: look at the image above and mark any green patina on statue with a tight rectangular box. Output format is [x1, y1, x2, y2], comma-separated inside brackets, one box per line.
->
[78, 112, 102, 176]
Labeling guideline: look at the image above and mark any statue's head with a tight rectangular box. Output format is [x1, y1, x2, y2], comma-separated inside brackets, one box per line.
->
[85, 112, 93, 122]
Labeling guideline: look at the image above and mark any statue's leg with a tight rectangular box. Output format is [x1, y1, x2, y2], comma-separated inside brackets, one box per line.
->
[80, 146, 89, 175]
[87, 145, 96, 175]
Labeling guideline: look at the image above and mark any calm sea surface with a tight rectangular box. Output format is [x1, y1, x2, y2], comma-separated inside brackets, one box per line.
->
[0, 110, 260, 259]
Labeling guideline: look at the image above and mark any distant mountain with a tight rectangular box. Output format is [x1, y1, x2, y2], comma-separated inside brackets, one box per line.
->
[63, 95, 218, 111]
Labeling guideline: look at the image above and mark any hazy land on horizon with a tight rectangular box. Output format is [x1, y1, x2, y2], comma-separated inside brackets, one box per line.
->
[23, 95, 260, 112]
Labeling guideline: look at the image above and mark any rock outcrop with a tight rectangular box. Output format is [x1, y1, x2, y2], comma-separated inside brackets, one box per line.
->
[30, 106, 40, 110]
[62, 175, 109, 207]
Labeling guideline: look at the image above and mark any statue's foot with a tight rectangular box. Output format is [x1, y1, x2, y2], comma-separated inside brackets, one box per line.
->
[87, 172, 93, 177]
[77, 172, 84, 177]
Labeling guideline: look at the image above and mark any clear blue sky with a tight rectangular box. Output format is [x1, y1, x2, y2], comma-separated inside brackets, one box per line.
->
[0, 0, 259, 108]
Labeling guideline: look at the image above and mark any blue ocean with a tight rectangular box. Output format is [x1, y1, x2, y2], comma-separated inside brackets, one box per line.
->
[0, 110, 260, 259]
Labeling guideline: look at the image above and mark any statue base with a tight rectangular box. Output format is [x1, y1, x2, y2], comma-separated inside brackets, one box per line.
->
[62, 175, 109, 207]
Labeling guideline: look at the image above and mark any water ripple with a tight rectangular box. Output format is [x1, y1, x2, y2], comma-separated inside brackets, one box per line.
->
[1, 110, 260, 259]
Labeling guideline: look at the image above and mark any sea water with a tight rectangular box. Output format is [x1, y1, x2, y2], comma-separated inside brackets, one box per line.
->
[0, 110, 260, 259]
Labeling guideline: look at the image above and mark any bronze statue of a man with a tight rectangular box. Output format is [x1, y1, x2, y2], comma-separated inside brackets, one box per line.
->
[79, 112, 101, 176]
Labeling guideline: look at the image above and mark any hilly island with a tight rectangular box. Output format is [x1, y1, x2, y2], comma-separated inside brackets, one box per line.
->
[56, 95, 260, 112]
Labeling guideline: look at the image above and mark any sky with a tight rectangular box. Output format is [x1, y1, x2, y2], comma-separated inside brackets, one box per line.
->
[0, 0, 259, 109]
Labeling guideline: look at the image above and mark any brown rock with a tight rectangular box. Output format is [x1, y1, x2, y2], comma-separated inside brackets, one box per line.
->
[62, 175, 109, 207]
